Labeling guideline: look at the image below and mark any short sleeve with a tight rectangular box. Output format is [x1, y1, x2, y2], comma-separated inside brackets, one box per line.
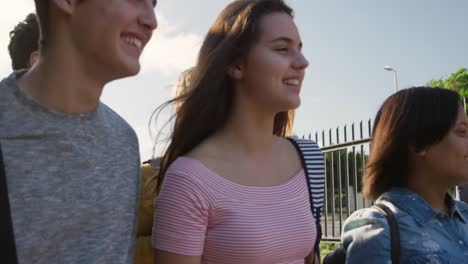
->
[151, 164, 214, 256]
[341, 208, 392, 264]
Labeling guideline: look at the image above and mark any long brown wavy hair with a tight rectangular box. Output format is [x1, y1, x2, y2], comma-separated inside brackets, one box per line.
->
[152, 0, 295, 193]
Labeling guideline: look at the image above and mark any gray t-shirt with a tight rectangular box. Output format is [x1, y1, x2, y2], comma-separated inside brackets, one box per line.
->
[0, 71, 140, 263]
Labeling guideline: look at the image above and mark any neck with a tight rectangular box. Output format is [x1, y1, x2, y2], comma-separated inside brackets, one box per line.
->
[17, 47, 106, 114]
[215, 94, 279, 158]
[407, 168, 449, 214]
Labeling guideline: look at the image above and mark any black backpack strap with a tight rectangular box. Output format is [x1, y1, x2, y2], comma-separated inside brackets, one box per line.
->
[373, 203, 400, 264]
[0, 143, 18, 263]
[288, 138, 325, 262]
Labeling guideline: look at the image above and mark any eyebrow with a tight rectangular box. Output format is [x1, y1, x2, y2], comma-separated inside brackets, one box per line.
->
[270, 37, 303, 49]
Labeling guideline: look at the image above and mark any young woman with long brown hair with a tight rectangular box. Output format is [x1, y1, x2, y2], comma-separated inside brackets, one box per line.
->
[151, 1, 322, 263]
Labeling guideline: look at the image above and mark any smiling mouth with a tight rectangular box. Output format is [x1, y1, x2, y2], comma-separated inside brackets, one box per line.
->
[283, 79, 300, 86]
[123, 36, 143, 49]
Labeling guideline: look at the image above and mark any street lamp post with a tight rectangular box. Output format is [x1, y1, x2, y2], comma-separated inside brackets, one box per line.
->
[384, 65, 398, 93]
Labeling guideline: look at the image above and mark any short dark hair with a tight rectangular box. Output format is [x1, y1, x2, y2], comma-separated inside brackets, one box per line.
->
[363, 87, 462, 200]
[34, 0, 49, 49]
[8, 13, 39, 70]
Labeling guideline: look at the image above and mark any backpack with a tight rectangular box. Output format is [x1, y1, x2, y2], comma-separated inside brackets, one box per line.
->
[0, 142, 19, 264]
[322, 203, 401, 264]
[288, 138, 325, 263]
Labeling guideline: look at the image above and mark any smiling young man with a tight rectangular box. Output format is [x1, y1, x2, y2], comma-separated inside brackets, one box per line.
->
[0, 0, 157, 263]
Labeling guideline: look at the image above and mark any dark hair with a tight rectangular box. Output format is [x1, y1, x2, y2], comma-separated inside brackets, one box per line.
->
[363, 87, 462, 200]
[8, 13, 39, 70]
[34, 0, 49, 49]
[153, 0, 294, 193]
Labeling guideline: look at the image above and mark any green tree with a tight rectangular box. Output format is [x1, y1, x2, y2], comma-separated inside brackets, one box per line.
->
[427, 67, 468, 111]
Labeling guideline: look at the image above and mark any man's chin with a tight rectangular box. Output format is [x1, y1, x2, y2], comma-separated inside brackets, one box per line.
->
[116, 63, 141, 79]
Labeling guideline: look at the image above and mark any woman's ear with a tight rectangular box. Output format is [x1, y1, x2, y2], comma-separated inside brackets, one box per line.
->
[227, 63, 244, 80]
[51, 0, 78, 15]
[410, 145, 427, 157]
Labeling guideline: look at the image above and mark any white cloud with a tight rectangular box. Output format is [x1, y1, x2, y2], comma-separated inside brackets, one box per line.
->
[140, 13, 202, 76]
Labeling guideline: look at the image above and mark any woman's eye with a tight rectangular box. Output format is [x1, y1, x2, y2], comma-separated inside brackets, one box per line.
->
[275, 47, 289, 52]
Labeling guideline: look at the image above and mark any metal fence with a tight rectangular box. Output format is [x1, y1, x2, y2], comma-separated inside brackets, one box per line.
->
[302, 120, 373, 242]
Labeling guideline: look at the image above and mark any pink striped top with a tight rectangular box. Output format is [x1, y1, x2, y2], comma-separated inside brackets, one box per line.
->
[152, 157, 316, 264]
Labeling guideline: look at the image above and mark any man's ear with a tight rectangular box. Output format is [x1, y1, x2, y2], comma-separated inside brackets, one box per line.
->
[28, 51, 39, 68]
[51, 0, 78, 15]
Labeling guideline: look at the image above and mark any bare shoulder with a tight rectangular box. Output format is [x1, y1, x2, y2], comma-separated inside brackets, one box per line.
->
[275, 136, 302, 172]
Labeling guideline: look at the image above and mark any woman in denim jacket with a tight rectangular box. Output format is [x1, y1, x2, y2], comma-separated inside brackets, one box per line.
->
[342, 87, 468, 263]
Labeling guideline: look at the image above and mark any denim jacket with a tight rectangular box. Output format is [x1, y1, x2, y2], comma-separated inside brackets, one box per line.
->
[342, 188, 468, 264]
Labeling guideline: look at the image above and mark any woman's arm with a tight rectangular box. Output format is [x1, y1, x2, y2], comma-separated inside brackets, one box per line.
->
[341, 208, 392, 264]
[153, 249, 201, 264]
[151, 164, 213, 264]
[314, 253, 320, 264]
[304, 251, 319, 264]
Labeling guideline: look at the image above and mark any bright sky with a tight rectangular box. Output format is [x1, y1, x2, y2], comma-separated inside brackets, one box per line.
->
[1, 0, 467, 160]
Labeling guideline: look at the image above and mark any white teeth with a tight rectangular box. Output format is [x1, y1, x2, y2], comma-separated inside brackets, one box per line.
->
[124, 36, 142, 49]
[284, 79, 300, 85]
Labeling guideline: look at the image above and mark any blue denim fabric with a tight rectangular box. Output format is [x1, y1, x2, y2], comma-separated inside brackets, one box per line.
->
[342, 188, 468, 264]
